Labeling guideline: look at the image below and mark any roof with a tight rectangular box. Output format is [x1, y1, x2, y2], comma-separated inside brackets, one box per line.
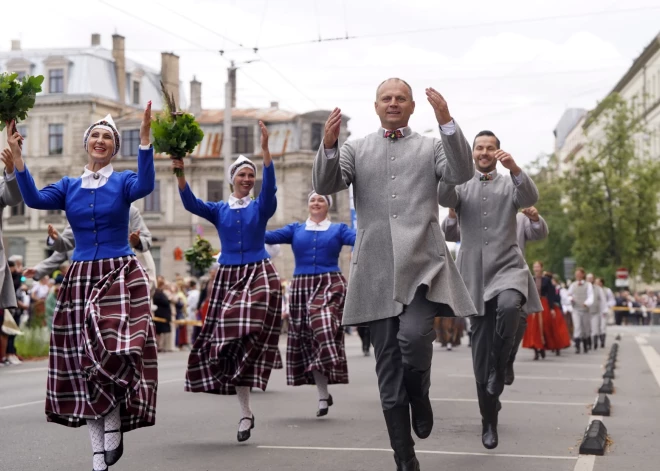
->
[196, 108, 299, 124]
[553, 108, 587, 150]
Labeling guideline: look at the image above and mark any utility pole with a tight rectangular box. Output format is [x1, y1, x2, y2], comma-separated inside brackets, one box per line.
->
[223, 61, 236, 199]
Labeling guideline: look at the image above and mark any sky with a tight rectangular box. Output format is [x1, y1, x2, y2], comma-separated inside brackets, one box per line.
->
[1, 0, 659, 169]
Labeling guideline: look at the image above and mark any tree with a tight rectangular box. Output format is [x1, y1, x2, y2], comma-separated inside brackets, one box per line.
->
[525, 153, 575, 280]
[563, 93, 660, 286]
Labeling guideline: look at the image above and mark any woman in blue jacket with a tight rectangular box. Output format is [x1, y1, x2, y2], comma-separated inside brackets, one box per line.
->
[173, 121, 281, 443]
[265, 191, 355, 417]
[6, 105, 157, 471]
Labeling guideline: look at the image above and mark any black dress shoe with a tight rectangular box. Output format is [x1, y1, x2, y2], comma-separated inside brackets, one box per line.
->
[482, 420, 499, 449]
[317, 395, 334, 417]
[504, 361, 514, 386]
[237, 415, 255, 442]
[539, 349, 546, 359]
[103, 429, 123, 466]
[93, 451, 108, 471]
[394, 453, 420, 471]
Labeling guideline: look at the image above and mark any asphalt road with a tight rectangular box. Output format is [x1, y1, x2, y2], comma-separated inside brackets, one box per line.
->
[1, 326, 659, 471]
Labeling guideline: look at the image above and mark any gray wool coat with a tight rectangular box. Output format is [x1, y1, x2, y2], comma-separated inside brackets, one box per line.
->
[437, 170, 543, 316]
[312, 123, 478, 325]
[0, 174, 24, 309]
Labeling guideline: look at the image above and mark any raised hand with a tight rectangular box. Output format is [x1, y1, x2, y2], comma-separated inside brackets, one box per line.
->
[521, 206, 540, 222]
[6, 120, 24, 161]
[171, 159, 187, 189]
[140, 101, 152, 146]
[1, 148, 15, 174]
[23, 268, 36, 279]
[448, 208, 457, 219]
[47, 224, 59, 241]
[323, 108, 342, 149]
[494, 150, 521, 176]
[259, 120, 269, 152]
[129, 231, 141, 248]
[425, 88, 451, 125]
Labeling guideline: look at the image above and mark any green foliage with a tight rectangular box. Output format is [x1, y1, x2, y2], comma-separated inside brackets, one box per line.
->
[184, 236, 217, 273]
[14, 327, 50, 359]
[152, 112, 204, 159]
[525, 153, 575, 280]
[563, 93, 660, 286]
[0, 73, 44, 131]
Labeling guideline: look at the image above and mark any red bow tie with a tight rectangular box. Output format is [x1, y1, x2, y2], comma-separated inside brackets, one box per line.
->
[384, 129, 404, 140]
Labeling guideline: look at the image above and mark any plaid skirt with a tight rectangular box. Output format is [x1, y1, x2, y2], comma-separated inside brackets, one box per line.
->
[46, 256, 158, 432]
[185, 259, 282, 395]
[287, 272, 349, 386]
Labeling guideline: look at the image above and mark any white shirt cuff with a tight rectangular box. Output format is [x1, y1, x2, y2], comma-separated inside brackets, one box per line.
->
[439, 119, 456, 136]
[4, 170, 16, 181]
[531, 220, 541, 228]
[47, 236, 55, 247]
[324, 148, 337, 159]
[445, 217, 457, 226]
[139, 144, 152, 150]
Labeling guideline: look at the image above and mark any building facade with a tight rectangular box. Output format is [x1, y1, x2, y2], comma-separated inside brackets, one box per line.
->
[1, 34, 352, 282]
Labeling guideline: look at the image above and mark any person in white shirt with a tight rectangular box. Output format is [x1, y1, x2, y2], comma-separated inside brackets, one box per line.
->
[567, 268, 594, 353]
[186, 280, 200, 342]
[595, 278, 615, 348]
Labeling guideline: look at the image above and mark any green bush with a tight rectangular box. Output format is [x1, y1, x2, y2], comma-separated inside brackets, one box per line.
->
[15, 327, 50, 359]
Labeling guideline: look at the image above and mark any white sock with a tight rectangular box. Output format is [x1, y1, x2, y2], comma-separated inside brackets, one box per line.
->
[104, 406, 122, 451]
[236, 386, 253, 432]
[313, 370, 330, 408]
[88, 417, 107, 470]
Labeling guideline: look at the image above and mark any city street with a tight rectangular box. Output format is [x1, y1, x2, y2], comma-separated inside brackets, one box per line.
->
[2, 327, 659, 471]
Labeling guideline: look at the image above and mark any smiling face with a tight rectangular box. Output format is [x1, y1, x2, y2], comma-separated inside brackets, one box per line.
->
[233, 168, 255, 198]
[473, 135, 499, 173]
[374, 79, 415, 130]
[87, 128, 115, 162]
[308, 194, 329, 219]
[533, 262, 543, 277]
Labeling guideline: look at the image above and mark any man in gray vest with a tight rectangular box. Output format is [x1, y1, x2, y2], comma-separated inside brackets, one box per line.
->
[24, 205, 153, 281]
[313, 79, 476, 471]
[586, 273, 604, 351]
[443, 205, 548, 384]
[437, 130, 542, 450]
[567, 267, 594, 353]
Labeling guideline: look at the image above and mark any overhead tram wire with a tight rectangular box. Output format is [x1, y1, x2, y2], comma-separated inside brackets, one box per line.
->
[219, 5, 660, 54]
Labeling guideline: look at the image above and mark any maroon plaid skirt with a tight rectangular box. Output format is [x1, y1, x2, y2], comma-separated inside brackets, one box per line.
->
[46, 256, 158, 432]
[185, 259, 282, 395]
[287, 272, 349, 386]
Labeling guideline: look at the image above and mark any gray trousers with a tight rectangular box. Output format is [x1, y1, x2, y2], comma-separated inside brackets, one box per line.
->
[471, 289, 524, 384]
[369, 287, 439, 410]
[572, 307, 591, 339]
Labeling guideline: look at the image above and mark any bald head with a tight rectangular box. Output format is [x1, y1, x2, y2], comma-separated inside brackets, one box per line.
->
[376, 78, 413, 100]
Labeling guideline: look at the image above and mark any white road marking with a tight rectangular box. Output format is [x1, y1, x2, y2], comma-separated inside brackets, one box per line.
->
[159, 378, 183, 385]
[0, 400, 43, 411]
[3, 367, 48, 375]
[431, 398, 587, 406]
[448, 374, 600, 381]
[513, 363, 603, 368]
[636, 336, 660, 390]
[573, 454, 596, 471]
[258, 445, 575, 460]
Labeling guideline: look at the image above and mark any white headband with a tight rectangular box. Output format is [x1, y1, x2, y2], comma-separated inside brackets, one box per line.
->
[308, 191, 333, 208]
[228, 155, 257, 184]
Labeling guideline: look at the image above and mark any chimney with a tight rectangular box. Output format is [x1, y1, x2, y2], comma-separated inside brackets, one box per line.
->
[161, 52, 180, 109]
[190, 76, 202, 117]
[228, 67, 237, 108]
[11, 40, 20, 51]
[112, 34, 126, 105]
[91, 34, 101, 47]
[270, 101, 279, 109]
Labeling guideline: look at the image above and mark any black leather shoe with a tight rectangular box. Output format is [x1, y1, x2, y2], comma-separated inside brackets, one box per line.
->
[482, 420, 499, 449]
[403, 367, 433, 439]
[103, 429, 123, 466]
[394, 453, 420, 471]
[317, 395, 334, 417]
[504, 361, 514, 386]
[237, 415, 255, 442]
[539, 349, 546, 359]
[93, 451, 108, 471]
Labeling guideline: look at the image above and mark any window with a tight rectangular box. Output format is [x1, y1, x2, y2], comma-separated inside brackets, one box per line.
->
[49, 68, 64, 93]
[232, 126, 254, 154]
[132, 81, 140, 105]
[144, 180, 161, 212]
[16, 71, 26, 80]
[311, 122, 323, 150]
[207, 180, 223, 202]
[48, 124, 63, 155]
[10, 202, 26, 217]
[122, 129, 140, 157]
[151, 247, 161, 276]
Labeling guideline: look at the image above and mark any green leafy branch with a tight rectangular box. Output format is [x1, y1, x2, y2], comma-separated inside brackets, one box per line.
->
[0, 73, 44, 131]
[184, 236, 217, 273]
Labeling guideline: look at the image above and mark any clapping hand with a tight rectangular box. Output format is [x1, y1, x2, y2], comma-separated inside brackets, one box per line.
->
[140, 101, 152, 146]
[426, 88, 451, 125]
[129, 231, 141, 248]
[48, 224, 59, 241]
[494, 150, 521, 176]
[1, 148, 15, 174]
[323, 108, 342, 149]
[521, 207, 540, 222]
[448, 208, 457, 219]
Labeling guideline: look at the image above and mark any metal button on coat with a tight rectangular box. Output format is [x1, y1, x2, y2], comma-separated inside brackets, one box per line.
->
[391, 157, 395, 161]
[484, 227, 488, 230]
[482, 197, 487, 201]
[393, 214, 398, 219]
[391, 175, 396, 180]
[392, 194, 396, 198]
[485, 242, 489, 245]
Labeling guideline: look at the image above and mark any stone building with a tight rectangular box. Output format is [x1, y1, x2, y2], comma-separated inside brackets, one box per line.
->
[1, 33, 352, 281]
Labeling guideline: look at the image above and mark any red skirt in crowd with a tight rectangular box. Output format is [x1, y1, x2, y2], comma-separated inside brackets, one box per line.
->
[523, 297, 571, 350]
[185, 259, 282, 395]
[46, 256, 158, 432]
[286, 272, 349, 386]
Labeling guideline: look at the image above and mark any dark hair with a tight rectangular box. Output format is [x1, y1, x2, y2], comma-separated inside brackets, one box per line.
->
[8, 260, 15, 268]
[533, 260, 544, 268]
[575, 267, 586, 274]
[189, 280, 197, 288]
[376, 78, 414, 100]
[473, 130, 500, 149]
